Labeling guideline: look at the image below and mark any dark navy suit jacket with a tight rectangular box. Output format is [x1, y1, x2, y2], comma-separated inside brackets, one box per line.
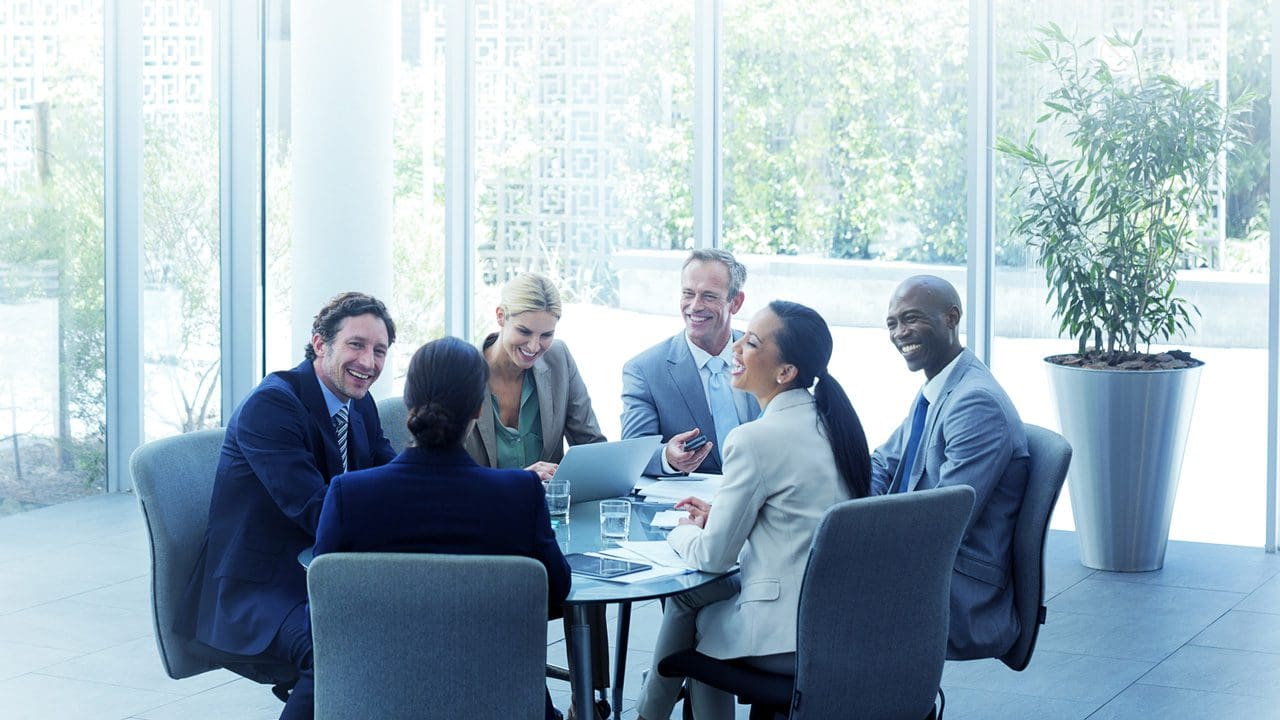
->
[313, 444, 571, 720]
[312, 444, 571, 613]
[178, 360, 395, 656]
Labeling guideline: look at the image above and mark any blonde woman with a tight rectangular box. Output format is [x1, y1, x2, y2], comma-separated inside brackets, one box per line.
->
[465, 272, 608, 719]
[464, 272, 606, 479]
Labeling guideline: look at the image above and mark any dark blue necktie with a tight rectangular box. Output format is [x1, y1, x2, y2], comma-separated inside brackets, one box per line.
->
[896, 395, 929, 493]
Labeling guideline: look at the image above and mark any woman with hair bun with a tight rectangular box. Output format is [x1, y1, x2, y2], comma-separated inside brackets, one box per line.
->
[465, 272, 606, 481]
[637, 300, 871, 720]
[314, 336, 570, 720]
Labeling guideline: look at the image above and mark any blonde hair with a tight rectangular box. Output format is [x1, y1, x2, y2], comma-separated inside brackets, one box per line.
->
[499, 272, 562, 319]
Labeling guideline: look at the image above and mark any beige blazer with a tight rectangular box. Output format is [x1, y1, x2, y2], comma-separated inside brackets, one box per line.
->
[667, 388, 852, 659]
[464, 335, 605, 467]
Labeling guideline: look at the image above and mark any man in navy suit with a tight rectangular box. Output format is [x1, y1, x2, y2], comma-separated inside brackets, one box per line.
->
[178, 292, 397, 720]
[871, 275, 1029, 660]
[621, 249, 761, 476]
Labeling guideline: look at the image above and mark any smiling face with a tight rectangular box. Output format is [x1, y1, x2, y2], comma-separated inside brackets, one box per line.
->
[731, 307, 795, 408]
[495, 309, 559, 370]
[311, 313, 390, 402]
[680, 259, 745, 356]
[885, 281, 962, 380]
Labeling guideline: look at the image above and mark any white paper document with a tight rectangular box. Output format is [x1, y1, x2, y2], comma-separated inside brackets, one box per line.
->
[613, 540, 692, 569]
[636, 473, 724, 503]
[649, 509, 691, 528]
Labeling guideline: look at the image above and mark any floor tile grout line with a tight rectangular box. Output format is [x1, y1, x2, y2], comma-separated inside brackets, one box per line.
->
[1081, 594, 1249, 718]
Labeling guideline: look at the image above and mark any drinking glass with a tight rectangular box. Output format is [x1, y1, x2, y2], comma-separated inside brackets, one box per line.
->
[599, 499, 632, 540]
[546, 479, 570, 522]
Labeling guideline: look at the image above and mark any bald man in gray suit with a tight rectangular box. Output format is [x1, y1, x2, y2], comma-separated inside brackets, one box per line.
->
[872, 275, 1030, 660]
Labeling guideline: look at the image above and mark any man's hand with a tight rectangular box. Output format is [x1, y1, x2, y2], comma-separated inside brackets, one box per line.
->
[525, 461, 558, 483]
[664, 428, 714, 474]
[675, 496, 711, 529]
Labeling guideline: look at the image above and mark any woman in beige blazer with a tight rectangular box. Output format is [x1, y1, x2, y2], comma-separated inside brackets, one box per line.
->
[637, 300, 872, 720]
[464, 272, 607, 719]
[463, 272, 606, 479]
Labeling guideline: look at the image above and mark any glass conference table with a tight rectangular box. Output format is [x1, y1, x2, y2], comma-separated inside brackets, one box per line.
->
[299, 496, 732, 720]
[557, 498, 731, 720]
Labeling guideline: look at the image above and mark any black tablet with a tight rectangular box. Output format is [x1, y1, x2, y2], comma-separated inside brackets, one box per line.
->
[566, 553, 652, 579]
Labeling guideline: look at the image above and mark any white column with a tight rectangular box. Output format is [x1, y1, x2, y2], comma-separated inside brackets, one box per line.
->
[105, 0, 143, 492]
[220, 0, 263, 414]
[1267, 0, 1279, 553]
[966, 0, 994, 364]
[290, 1, 395, 353]
[693, 0, 722, 249]
[443, 0, 474, 340]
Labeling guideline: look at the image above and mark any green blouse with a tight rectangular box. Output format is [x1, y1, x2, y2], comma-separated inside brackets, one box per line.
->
[491, 371, 543, 469]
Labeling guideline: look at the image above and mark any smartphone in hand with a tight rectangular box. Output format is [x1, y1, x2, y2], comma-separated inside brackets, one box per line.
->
[683, 433, 709, 452]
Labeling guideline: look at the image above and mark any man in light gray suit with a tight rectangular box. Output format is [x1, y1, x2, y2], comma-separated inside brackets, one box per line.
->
[872, 275, 1030, 660]
[621, 249, 761, 476]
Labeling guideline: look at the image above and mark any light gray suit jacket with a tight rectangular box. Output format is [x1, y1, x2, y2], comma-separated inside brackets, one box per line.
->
[620, 331, 760, 476]
[667, 389, 852, 659]
[871, 348, 1029, 660]
[464, 335, 605, 467]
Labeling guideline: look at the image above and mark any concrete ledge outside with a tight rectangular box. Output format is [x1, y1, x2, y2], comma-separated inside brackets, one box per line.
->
[614, 250, 1268, 349]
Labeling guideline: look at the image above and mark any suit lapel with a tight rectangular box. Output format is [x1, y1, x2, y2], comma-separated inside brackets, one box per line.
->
[909, 350, 974, 491]
[297, 361, 344, 479]
[533, 359, 557, 459]
[475, 397, 498, 467]
[347, 407, 368, 471]
[665, 336, 716, 440]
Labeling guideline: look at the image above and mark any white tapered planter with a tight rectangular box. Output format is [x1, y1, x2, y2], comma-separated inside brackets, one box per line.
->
[1046, 360, 1202, 572]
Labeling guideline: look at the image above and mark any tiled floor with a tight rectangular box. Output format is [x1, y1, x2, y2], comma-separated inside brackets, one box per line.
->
[1, 494, 1278, 720]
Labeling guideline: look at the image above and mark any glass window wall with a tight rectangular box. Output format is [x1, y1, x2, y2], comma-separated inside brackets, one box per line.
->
[141, 0, 221, 440]
[470, 0, 694, 440]
[0, 3, 106, 515]
[721, 0, 969, 442]
[993, 0, 1271, 545]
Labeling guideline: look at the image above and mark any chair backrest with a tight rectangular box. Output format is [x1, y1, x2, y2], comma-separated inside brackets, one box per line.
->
[308, 552, 548, 720]
[376, 394, 412, 454]
[999, 423, 1071, 671]
[792, 485, 974, 720]
[130, 428, 226, 679]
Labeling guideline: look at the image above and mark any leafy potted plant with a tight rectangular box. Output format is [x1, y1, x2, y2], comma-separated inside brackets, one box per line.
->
[996, 24, 1253, 571]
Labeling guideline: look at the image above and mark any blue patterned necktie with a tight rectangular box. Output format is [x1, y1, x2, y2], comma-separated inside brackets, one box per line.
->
[333, 406, 349, 472]
[706, 357, 739, 452]
[896, 395, 929, 493]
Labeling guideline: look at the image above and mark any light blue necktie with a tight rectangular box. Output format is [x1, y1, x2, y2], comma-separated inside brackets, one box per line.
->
[896, 395, 929, 493]
[706, 357, 739, 452]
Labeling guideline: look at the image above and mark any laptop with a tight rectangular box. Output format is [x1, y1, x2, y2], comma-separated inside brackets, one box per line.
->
[554, 435, 662, 503]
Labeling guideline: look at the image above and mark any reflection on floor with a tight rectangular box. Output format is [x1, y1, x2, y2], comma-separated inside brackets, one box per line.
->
[1, 493, 1278, 720]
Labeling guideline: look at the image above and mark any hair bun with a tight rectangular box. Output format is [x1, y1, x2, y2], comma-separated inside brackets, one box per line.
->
[408, 402, 453, 447]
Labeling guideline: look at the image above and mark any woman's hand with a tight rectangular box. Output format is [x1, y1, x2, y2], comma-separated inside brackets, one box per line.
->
[524, 461, 558, 483]
[675, 496, 711, 529]
[664, 428, 714, 473]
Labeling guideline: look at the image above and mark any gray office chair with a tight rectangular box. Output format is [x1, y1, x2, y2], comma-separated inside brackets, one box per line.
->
[376, 394, 412, 453]
[308, 552, 548, 720]
[660, 484, 975, 720]
[999, 424, 1071, 671]
[130, 429, 297, 690]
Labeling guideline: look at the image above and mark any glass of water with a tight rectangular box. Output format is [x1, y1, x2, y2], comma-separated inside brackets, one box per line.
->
[546, 479, 570, 522]
[599, 499, 632, 540]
